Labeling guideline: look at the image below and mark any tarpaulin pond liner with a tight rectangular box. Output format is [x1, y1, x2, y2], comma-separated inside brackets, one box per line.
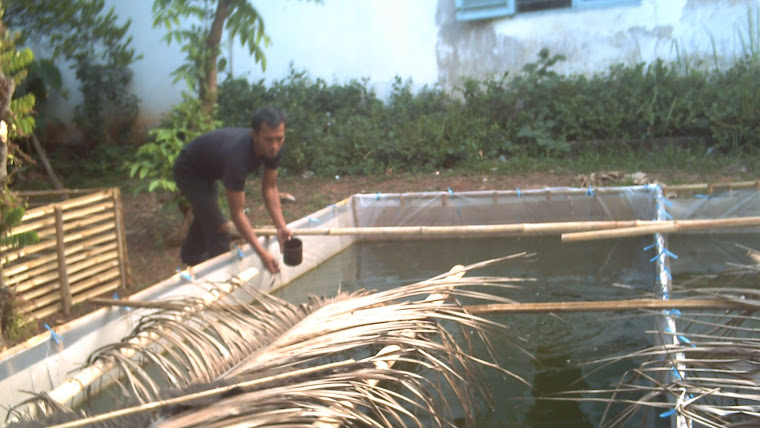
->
[2, 184, 759, 427]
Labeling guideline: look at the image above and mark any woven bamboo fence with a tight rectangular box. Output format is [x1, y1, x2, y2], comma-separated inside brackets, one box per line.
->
[0, 188, 130, 320]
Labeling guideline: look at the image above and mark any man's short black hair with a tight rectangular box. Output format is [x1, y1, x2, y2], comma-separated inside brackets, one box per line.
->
[251, 106, 286, 131]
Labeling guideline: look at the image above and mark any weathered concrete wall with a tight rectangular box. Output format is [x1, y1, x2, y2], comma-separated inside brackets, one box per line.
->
[436, 0, 758, 91]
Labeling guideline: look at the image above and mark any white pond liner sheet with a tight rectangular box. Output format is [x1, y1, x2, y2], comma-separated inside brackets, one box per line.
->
[1, 184, 759, 426]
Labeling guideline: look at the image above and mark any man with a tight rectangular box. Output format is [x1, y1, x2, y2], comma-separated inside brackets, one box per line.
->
[172, 106, 292, 273]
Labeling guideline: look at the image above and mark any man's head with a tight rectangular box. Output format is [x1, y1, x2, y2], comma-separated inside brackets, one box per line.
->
[251, 107, 286, 159]
[251, 106, 286, 132]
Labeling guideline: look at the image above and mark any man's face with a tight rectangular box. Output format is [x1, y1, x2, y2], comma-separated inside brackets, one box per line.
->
[252, 122, 285, 159]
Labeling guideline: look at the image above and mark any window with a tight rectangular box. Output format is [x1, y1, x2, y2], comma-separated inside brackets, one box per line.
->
[455, 0, 639, 21]
[455, 0, 515, 21]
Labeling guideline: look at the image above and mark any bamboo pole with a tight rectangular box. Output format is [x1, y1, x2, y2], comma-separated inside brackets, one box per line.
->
[45, 360, 357, 428]
[15, 250, 119, 297]
[88, 297, 750, 316]
[6, 232, 115, 276]
[111, 188, 131, 291]
[562, 216, 760, 242]
[46, 278, 243, 407]
[54, 206, 72, 316]
[662, 180, 760, 193]
[71, 278, 125, 306]
[31, 303, 62, 321]
[68, 264, 120, 292]
[253, 220, 664, 237]
[9, 241, 117, 290]
[89, 297, 190, 310]
[15, 188, 110, 198]
[14, 264, 120, 311]
[462, 298, 751, 314]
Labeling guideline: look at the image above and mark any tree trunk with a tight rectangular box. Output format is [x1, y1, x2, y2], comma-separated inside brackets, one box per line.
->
[200, 0, 231, 117]
[30, 132, 64, 190]
[0, 69, 14, 187]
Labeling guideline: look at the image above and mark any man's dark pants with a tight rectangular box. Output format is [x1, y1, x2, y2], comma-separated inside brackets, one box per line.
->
[173, 157, 231, 265]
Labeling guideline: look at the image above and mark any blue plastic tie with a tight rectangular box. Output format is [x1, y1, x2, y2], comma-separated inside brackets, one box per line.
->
[586, 186, 594, 196]
[44, 324, 62, 345]
[643, 243, 656, 252]
[659, 408, 677, 418]
[663, 308, 681, 318]
[650, 248, 678, 263]
[234, 245, 244, 259]
[662, 210, 673, 220]
[448, 187, 454, 195]
[660, 197, 673, 208]
[662, 291, 670, 300]
[662, 266, 672, 280]
[670, 367, 683, 380]
[113, 292, 132, 311]
[375, 192, 382, 200]
[516, 188, 522, 197]
[177, 267, 192, 281]
[678, 335, 697, 348]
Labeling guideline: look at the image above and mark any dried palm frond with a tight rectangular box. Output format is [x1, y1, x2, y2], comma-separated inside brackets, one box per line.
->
[9, 253, 533, 428]
[552, 280, 760, 427]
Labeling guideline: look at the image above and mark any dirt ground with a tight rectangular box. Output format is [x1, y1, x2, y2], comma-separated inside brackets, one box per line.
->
[121, 168, 714, 291]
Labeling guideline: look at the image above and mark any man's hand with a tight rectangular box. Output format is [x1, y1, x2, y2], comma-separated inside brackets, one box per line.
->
[259, 251, 280, 274]
[277, 227, 293, 252]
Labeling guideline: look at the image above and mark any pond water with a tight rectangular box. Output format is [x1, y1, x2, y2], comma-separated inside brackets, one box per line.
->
[274, 236, 663, 427]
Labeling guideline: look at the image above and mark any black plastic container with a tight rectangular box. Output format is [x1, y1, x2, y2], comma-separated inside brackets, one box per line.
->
[283, 238, 303, 266]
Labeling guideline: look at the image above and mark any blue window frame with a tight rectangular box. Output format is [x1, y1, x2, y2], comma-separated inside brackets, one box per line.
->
[455, 0, 515, 21]
[455, 0, 639, 21]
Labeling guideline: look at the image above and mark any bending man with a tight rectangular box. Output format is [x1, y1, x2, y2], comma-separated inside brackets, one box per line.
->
[172, 106, 292, 273]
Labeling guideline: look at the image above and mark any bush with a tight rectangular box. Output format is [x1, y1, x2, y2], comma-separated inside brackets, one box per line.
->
[128, 48, 760, 185]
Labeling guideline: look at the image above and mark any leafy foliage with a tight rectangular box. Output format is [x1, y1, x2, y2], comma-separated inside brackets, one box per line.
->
[152, 0, 270, 115]
[4, 0, 141, 145]
[0, 6, 39, 346]
[211, 46, 760, 177]
[73, 60, 140, 147]
[126, 93, 221, 194]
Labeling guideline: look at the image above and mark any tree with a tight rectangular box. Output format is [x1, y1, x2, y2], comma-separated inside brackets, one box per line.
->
[152, 0, 270, 117]
[4, 0, 141, 147]
[0, 4, 37, 349]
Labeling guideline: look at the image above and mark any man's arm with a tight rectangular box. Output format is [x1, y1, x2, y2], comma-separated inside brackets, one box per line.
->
[226, 187, 279, 273]
[261, 168, 292, 247]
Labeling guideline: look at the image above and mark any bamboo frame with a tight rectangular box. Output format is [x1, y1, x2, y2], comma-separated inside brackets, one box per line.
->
[562, 216, 760, 242]
[16, 188, 111, 198]
[54, 206, 72, 316]
[661, 180, 760, 193]
[2, 188, 130, 322]
[254, 220, 664, 237]
[11, 243, 117, 293]
[10, 201, 114, 237]
[112, 188, 130, 291]
[463, 298, 750, 314]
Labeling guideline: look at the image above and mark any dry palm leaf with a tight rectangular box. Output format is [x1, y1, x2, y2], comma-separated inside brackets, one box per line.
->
[551, 278, 760, 427]
[9, 253, 533, 428]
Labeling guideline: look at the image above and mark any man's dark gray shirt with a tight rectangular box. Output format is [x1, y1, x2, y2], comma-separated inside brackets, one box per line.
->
[175, 127, 283, 192]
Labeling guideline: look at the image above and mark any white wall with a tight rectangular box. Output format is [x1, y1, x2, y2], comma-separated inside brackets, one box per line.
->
[37, 0, 759, 141]
[437, 0, 759, 86]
